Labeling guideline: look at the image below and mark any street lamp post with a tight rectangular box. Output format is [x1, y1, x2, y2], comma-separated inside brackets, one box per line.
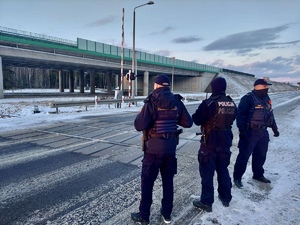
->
[135, 50, 138, 96]
[132, 1, 154, 98]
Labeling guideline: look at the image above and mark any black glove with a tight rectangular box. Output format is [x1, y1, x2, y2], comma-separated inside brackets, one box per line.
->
[273, 129, 279, 137]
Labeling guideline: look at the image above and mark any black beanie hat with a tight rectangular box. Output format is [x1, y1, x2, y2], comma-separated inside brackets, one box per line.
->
[211, 77, 226, 93]
[154, 74, 170, 86]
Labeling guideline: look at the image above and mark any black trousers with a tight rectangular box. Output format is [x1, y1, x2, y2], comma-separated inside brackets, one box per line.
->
[198, 145, 232, 206]
[139, 152, 177, 221]
[233, 129, 269, 180]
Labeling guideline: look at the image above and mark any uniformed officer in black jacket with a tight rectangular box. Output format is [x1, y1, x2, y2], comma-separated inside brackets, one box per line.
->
[192, 77, 237, 212]
[131, 74, 193, 224]
[233, 78, 279, 188]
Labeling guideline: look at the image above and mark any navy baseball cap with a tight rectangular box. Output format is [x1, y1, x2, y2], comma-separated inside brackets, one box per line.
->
[154, 74, 170, 86]
[254, 79, 272, 86]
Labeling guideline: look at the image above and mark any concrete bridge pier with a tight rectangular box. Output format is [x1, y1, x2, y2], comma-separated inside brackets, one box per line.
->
[69, 70, 74, 93]
[0, 57, 3, 99]
[143, 71, 149, 96]
[115, 72, 121, 91]
[106, 71, 113, 94]
[79, 70, 84, 93]
[59, 70, 64, 92]
[89, 70, 95, 94]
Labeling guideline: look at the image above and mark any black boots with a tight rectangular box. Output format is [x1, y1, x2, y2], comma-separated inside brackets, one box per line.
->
[253, 176, 271, 183]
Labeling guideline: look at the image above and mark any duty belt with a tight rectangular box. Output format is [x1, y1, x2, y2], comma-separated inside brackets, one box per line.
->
[250, 124, 267, 130]
[149, 133, 177, 138]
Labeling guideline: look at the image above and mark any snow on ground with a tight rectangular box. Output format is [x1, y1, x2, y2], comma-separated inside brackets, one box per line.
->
[1, 88, 300, 225]
[194, 96, 300, 225]
[0, 89, 208, 133]
[0, 89, 141, 132]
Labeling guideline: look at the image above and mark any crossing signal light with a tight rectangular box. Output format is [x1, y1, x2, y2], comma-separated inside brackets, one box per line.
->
[125, 70, 131, 80]
[130, 72, 135, 80]
[125, 70, 136, 80]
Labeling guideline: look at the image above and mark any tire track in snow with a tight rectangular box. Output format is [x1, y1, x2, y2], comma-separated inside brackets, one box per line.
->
[0, 156, 111, 203]
[0, 139, 93, 169]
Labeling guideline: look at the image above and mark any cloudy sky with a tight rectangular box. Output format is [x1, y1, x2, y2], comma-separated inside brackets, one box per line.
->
[0, 0, 300, 84]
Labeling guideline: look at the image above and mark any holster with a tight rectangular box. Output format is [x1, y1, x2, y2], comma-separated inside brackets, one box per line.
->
[142, 130, 148, 152]
[176, 129, 183, 145]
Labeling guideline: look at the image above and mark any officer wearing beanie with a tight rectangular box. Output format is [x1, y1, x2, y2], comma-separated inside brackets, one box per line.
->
[192, 77, 237, 212]
[233, 78, 279, 189]
[131, 74, 193, 224]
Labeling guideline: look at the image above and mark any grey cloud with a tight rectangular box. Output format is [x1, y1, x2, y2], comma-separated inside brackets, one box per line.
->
[86, 16, 115, 27]
[251, 60, 290, 73]
[209, 59, 226, 68]
[265, 40, 300, 46]
[172, 36, 202, 44]
[294, 55, 300, 64]
[272, 56, 293, 64]
[203, 24, 300, 53]
[236, 49, 253, 55]
[211, 55, 300, 80]
[149, 26, 175, 35]
[249, 60, 300, 80]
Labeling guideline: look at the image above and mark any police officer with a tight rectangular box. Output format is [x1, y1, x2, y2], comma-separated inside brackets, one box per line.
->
[131, 74, 193, 224]
[192, 77, 237, 212]
[233, 78, 279, 188]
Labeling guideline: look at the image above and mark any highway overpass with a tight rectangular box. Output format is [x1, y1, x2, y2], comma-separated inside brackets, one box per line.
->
[0, 26, 254, 98]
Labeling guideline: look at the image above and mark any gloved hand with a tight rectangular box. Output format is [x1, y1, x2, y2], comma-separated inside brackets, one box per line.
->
[273, 129, 279, 137]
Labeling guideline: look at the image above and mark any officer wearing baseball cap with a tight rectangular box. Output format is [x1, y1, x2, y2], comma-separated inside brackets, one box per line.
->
[233, 78, 279, 189]
[131, 74, 193, 224]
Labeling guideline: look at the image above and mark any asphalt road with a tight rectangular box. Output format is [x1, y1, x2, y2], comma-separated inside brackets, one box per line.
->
[0, 91, 299, 225]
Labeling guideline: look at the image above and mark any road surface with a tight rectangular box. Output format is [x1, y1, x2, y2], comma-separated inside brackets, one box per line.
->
[0, 91, 299, 225]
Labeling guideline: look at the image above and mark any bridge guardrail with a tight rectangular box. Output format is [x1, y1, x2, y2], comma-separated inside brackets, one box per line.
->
[49, 97, 145, 114]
